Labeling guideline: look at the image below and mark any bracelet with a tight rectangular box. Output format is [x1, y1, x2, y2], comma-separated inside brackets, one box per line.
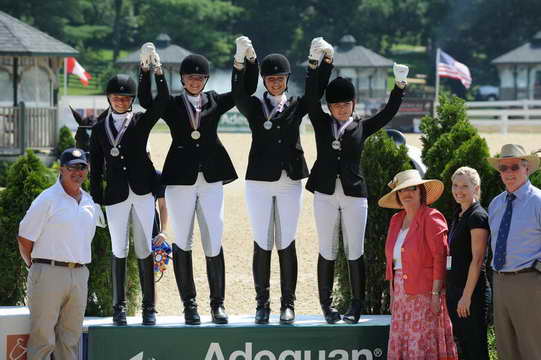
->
[431, 291, 440, 296]
[158, 232, 168, 238]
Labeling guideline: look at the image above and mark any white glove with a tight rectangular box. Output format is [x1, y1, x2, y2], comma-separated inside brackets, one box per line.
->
[393, 63, 409, 88]
[320, 39, 334, 59]
[140, 42, 155, 69]
[235, 36, 254, 63]
[308, 37, 325, 63]
[150, 50, 161, 69]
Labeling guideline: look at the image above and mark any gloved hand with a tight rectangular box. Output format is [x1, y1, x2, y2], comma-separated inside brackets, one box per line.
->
[150, 50, 161, 69]
[320, 39, 334, 60]
[308, 37, 325, 64]
[235, 36, 255, 63]
[140, 42, 155, 69]
[393, 63, 409, 89]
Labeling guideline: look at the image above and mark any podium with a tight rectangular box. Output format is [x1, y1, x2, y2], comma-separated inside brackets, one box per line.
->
[88, 315, 391, 360]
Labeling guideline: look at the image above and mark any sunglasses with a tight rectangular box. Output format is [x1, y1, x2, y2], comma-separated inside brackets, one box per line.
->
[398, 185, 418, 193]
[498, 164, 522, 173]
[65, 164, 88, 171]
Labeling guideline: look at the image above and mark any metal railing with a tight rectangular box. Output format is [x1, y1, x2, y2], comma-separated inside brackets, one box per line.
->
[0, 103, 57, 155]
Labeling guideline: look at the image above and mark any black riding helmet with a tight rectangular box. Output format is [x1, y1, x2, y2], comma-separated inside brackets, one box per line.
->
[180, 54, 210, 76]
[106, 74, 136, 113]
[180, 54, 210, 93]
[325, 77, 355, 104]
[260, 54, 291, 93]
[260, 54, 291, 76]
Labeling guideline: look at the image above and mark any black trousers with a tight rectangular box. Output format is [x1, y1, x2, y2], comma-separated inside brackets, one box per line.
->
[445, 282, 490, 360]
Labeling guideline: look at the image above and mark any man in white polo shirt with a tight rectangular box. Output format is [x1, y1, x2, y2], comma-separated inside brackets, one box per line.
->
[17, 148, 105, 360]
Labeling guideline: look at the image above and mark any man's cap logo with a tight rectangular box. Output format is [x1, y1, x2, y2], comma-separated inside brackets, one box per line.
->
[72, 150, 82, 157]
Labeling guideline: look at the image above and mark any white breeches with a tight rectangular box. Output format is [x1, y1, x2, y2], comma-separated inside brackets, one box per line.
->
[165, 172, 224, 257]
[245, 171, 303, 251]
[105, 187, 154, 259]
[313, 180, 367, 261]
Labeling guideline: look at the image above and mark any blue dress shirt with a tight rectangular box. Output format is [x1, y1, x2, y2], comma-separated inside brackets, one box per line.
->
[488, 181, 541, 271]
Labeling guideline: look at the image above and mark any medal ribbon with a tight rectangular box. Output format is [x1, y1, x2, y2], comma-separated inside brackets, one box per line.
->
[105, 111, 133, 150]
[182, 93, 202, 131]
[332, 116, 354, 141]
[259, 93, 287, 121]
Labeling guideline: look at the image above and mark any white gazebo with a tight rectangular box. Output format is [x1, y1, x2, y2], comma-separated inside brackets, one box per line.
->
[492, 31, 541, 100]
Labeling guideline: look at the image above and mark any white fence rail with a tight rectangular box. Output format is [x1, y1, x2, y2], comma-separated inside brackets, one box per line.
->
[466, 100, 541, 134]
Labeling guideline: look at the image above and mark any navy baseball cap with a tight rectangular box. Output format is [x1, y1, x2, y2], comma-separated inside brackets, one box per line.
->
[60, 148, 88, 166]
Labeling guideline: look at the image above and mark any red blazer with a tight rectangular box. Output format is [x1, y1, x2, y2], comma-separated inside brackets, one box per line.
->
[385, 205, 449, 295]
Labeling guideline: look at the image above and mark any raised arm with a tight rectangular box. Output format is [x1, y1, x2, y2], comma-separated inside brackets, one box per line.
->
[362, 63, 408, 137]
[137, 42, 162, 110]
[139, 64, 170, 131]
[89, 126, 105, 205]
[232, 59, 260, 118]
[304, 38, 334, 128]
[232, 37, 260, 118]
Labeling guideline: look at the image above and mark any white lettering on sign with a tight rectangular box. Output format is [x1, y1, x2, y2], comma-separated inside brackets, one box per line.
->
[204, 342, 380, 360]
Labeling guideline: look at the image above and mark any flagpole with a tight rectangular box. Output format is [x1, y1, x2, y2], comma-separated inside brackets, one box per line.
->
[63, 57, 68, 97]
[434, 48, 441, 116]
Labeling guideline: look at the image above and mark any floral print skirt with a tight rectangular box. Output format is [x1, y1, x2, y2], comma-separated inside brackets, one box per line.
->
[387, 270, 458, 360]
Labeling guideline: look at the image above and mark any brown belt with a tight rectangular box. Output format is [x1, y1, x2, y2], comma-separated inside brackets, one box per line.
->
[494, 267, 535, 275]
[32, 258, 85, 268]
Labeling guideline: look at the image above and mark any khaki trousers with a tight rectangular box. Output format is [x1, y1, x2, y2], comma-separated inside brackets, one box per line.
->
[26, 263, 89, 360]
[493, 270, 541, 360]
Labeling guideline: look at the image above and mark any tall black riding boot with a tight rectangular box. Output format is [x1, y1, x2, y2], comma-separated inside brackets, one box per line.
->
[112, 256, 127, 326]
[342, 256, 366, 324]
[317, 254, 341, 324]
[172, 244, 201, 325]
[138, 254, 157, 325]
[253, 242, 271, 324]
[278, 241, 298, 324]
[206, 247, 228, 324]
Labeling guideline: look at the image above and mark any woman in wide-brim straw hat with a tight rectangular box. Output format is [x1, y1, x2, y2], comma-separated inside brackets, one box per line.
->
[379, 169, 458, 359]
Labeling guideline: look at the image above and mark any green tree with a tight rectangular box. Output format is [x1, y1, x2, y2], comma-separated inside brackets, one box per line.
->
[0, 151, 54, 305]
[420, 94, 501, 220]
[54, 125, 76, 159]
[139, 0, 242, 67]
[334, 130, 412, 314]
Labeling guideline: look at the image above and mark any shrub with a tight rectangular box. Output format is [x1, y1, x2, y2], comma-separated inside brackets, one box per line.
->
[53, 125, 76, 159]
[0, 150, 54, 305]
[334, 130, 412, 313]
[420, 94, 502, 221]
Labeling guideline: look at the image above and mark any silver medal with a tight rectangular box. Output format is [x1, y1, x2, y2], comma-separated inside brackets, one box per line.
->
[332, 140, 341, 150]
[110, 147, 120, 157]
[191, 130, 201, 140]
[263, 120, 272, 130]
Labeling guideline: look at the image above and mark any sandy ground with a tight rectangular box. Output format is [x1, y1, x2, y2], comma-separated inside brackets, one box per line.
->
[146, 130, 540, 317]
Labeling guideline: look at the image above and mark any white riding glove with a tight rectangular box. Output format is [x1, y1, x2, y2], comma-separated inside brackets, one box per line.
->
[235, 36, 254, 64]
[308, 37, 325, 65]
[150, 50, 161, 69]
[320, 39, 334, 60]
[393, 63, 409, 89]
[140, 42, 155, 69]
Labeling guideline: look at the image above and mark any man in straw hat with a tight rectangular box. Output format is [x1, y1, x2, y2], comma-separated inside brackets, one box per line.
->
[487, 144, 541, 360]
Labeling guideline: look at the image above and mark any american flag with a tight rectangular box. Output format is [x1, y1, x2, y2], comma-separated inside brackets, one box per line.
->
[437, 50, 472, 89]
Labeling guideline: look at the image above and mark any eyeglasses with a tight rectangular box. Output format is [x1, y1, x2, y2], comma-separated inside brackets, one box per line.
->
[398, 185, 418, 193]
[498, 164, 521, 173]
[65, 164, 88, 172]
